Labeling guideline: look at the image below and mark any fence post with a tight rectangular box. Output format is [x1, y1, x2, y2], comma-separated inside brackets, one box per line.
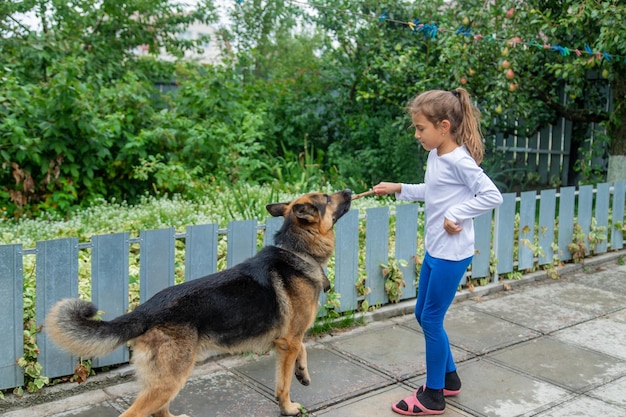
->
[395, 203, 419, 300]
[595, 182, 610, 254]
[185, 224, 219, 280]
[365, 207, 389, 307]
[140, 228, 175, 301]
[538, 189, 557, 266]
[518, 190, 537, 271]
[36, 238, 79, 379]
[226, 220, 257, 267]
[557, 187, 576, 262]
[495, 193, 516, 280]
[0, 244, 24, 390]
[334, 209, 360, 312]
[92, 233, 130, 367]
[611, 181, 625, 251]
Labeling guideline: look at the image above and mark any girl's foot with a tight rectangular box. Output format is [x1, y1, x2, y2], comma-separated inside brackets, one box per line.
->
[444, 370, 461, 396]
[414, 371, 462, 398]
[392, 387, 445, 416]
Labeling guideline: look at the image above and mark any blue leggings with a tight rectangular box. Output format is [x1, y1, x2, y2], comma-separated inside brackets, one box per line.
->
[415, 252, 472, 390]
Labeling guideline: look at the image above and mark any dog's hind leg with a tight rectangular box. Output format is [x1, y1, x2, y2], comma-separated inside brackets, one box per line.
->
[153, 403, 189, 417]
[120, 325, 197, 417]
[274, 336, 304, 416]
[294, 342, 310, 386]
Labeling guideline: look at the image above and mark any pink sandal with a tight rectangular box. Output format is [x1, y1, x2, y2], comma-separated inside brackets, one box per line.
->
[391, 393, 445, 416]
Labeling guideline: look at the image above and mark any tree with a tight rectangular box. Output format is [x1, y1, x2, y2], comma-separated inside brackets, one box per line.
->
[536, 0, 626, 180]
[0, 0, 218, 217]
[1, 0, 217, 82]
[304, 0, 625, 187]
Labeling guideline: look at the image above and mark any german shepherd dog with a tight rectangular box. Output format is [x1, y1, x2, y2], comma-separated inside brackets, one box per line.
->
[45, 189, 352, 417]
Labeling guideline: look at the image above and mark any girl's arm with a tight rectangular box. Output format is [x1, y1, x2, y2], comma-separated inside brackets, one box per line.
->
[446, 163, 503, 222]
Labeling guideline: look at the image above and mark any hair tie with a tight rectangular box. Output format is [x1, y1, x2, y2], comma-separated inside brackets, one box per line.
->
[451, 90, 460, 98]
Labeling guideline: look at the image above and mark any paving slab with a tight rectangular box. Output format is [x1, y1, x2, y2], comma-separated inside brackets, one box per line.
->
[470, 286, 598, 334]
[488, 336, 626, 392]
[444, 304, 540, 354]
[328, 323, 471, 380]
[440, 359, 570, 417]
[608, 308, 626, 324]
[533, 395, 626, 417]
[590, 375, 626, 408]
[314, 384, 474, 417]
[517, 281, 626, 316]
[51, 402, 124, 417]
[568, 264, 626, 293]
[553, 316, 626, 360]
[4, 391, 117, 417]
[233, 344, 390, 413]
[167, 370, 280, 417]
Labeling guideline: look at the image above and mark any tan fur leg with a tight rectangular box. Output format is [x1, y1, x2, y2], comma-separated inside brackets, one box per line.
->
[274, 337, 303, 416]
[294, 342, 310, 386]
[120, 326, 197, 417]
[153, 403, 189, 417]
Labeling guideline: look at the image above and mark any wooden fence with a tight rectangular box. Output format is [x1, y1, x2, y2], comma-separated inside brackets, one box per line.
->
[493, 75, 612, 188]
[1, 182, 625, 391]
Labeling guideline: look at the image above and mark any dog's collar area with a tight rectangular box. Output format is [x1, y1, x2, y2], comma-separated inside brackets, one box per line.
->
[275, 244, 325, 269]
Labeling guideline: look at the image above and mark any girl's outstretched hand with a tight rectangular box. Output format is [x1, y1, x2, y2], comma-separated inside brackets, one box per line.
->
[372, 182, 401, 196]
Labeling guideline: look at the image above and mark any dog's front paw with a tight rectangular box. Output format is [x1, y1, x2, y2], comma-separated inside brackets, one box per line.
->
[295, 366, 310, 386]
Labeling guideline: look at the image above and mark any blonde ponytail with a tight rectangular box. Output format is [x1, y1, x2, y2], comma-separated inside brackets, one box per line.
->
[452, 88, 484, 164]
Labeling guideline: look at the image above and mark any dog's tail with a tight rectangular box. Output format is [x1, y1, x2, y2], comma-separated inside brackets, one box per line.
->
[45, 298, 146, 358]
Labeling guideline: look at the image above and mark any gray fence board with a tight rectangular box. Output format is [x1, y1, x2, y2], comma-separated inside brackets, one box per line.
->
[0, 244, 24, 390]
[37, 238, 79, 379]
[595, 183, 610, 254]
[577, 185, 594, 255]
[538, 127, 551, 183]
[140, 228, 175, 301]
[611, 181, 625, 250]
[227, 220, 257, 267]
[518, 191, 537, 271]
[495, 193, 516, 276]
[557, 187, 576, 261]
[335, 210, 360, 312]
[538, 189, 557, 265]
[395, 204, 419, 300]
[92, 233, 130, 368]
[472, 211, 493, 278]
[526, 121, 538, 173]
[264, 217, 283, 247]
[365, 207, 389, 306]
[185, 224, 218, 280]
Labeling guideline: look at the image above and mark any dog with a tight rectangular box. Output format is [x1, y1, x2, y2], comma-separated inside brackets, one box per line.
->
[45, 189, 352, 417]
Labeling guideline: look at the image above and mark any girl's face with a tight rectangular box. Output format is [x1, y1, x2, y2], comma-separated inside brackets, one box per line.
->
[411, 113, 457, 155]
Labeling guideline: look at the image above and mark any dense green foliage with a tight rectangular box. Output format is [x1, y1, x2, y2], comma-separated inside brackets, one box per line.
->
[1, 0, 624, 219]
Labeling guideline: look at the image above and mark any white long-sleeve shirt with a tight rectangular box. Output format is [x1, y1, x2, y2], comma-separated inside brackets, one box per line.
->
[397, 146, 503, 261]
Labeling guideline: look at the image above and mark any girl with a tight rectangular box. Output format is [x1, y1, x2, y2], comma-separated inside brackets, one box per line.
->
[373, 88, 503, 416]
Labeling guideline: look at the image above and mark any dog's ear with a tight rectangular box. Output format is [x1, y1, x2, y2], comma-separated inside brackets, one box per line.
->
[266, 202, 289, 217]
[292, 203, 318, 223]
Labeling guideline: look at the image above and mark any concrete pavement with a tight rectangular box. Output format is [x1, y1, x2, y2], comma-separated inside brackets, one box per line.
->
[2, 252, 626, 417]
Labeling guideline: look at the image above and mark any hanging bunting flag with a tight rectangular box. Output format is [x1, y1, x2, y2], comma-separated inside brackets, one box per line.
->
[234, 0, 624, 64]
